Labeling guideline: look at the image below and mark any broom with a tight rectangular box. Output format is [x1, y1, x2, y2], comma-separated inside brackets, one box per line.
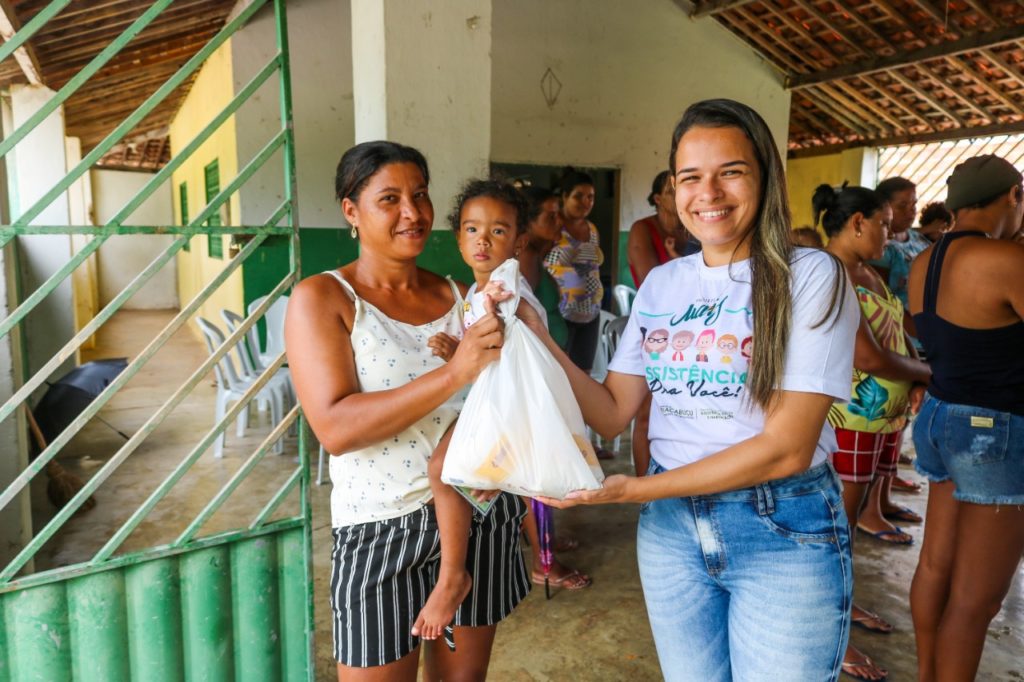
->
[25, 408, 97, 513]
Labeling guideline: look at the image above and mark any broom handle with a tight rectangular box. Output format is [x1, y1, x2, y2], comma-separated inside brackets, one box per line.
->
[25, 407, 47, 451]
[24, 407, 61, 476]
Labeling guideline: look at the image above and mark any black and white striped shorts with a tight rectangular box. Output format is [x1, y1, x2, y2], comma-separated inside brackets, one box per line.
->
[329, 493, 529, 667]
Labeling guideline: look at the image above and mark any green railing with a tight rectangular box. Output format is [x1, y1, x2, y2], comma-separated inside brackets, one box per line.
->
[0, 0, 311, 679]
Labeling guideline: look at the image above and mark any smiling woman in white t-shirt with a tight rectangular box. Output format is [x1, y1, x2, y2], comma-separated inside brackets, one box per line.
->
[527, 99, 861, 681]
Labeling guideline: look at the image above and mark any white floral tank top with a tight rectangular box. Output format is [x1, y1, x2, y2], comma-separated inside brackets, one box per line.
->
[324, 271, 466, 527]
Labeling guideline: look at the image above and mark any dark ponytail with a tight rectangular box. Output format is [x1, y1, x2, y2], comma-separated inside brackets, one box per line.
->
[812, 183, 886, 238]
[647, 170, 672, 206]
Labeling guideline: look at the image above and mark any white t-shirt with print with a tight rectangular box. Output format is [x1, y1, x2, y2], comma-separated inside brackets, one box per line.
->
[608, 247, 859, 471]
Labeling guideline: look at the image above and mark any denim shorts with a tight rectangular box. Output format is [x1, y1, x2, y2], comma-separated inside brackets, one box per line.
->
[913, 393, 1024, 505]
[637, 460, 852, 681]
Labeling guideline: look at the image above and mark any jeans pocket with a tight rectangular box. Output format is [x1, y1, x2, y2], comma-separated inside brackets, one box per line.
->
[943, 405, 1010, 465]
[758, 491, 839, 544]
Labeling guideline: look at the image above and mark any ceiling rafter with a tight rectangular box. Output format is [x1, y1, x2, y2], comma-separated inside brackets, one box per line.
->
[0, 0, 44, 85]
[690, 0, 759, 19]
[786, 24, 1024, 90]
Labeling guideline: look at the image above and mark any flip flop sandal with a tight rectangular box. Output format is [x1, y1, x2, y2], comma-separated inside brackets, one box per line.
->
[882, 505, 922, 524]
[531, 570, 593, 599]
[841, 659, 888, 681]
[857, 523, 914, 546]
[553, 537, 580, 552]
[891, 476, 922, 493]
[851, 609, 894, 634]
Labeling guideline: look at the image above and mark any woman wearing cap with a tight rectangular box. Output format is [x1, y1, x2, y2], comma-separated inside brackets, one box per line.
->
[907, 154, 1024, 681]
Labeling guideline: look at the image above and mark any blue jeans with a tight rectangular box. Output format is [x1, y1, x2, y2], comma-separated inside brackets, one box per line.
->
[913, 393, 1024, 505]
[637, 462, 852, 682]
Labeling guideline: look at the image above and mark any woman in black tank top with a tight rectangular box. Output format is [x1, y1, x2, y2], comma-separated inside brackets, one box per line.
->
[906, 154, 1024, 681]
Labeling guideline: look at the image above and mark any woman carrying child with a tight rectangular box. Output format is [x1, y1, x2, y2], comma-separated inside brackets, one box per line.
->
[285, 142, 527, 681]
[529, 99, 862, 680]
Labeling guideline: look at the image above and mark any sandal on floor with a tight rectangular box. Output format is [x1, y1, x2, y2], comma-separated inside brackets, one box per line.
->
[553, 537, 580, 552]
[857, 523, 914, 546]
[841, 659, 888, 681]
[841, 645, 888, 681]
[891, 475, 922, 493]
[851, 607, 894, 634]
[531, 570, 592, 591]
[882, 505, 922, 524]
[595, 447, 615, 460]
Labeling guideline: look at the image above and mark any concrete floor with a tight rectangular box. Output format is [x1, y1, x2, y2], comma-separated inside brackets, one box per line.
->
[36, 310, 1023, 680]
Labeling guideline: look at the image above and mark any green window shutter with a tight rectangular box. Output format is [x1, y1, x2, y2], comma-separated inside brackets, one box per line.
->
[204, 159, 223, 259]
[179, 181, 190, 252]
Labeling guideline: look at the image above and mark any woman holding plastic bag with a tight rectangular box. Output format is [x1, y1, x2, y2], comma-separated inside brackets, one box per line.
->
[285, 142, 528, 681]
[528, 99, 862, 681]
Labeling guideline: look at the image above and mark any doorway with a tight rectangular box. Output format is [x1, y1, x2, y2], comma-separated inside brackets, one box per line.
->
[490, 162, 621, 308]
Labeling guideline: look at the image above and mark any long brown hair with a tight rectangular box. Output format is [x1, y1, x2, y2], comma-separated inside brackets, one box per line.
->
[669, 99, 846, 411]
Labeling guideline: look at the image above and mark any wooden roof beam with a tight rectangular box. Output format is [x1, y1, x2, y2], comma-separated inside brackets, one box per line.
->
[857, 74, 936, 130]
[690, 0, 758, 19]
[788, 0, 869, 58]
[887, 69, 967, 127]
[945, 55, 1024, 117]
[788, 119, 1024, 159]
[980, 47, 1024, 92]
[0, 0, 44, 85]
[787, 24, 1024, 89]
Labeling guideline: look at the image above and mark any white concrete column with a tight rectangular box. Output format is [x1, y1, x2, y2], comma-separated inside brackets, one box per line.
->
[5, 84, 76, 381]
[351, 0, 492, 219]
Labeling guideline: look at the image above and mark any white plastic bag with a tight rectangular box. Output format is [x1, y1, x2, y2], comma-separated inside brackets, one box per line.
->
[442, 260, 604, 503]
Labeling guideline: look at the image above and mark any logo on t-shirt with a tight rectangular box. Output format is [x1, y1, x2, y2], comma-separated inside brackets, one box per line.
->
[639, 294, 753, 407]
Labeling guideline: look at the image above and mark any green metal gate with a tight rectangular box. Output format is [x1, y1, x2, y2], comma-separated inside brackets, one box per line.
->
[0, 0, 312, 679]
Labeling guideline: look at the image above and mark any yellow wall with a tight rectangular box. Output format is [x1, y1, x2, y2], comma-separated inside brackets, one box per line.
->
[786, 148, 874, 232]
[169, 43, 243, 340]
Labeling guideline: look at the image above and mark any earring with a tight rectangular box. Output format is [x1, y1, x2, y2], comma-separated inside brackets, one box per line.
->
[855, 229, 862, 238]
[350, 224, 358, 240]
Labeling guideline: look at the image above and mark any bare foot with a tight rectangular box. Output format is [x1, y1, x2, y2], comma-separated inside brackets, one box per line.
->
[411, 570, 472, 640]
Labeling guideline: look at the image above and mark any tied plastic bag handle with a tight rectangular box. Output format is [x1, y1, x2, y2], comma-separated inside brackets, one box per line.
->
[468, 259, 522, 324]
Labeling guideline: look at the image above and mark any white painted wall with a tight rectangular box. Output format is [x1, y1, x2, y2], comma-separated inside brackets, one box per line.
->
[490, 0, 791, 232]
[231, 0, 354, 228]
[91, 169, 177, 309]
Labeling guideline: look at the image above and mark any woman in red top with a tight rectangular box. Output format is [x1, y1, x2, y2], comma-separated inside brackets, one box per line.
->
[627, 170, 697, 287]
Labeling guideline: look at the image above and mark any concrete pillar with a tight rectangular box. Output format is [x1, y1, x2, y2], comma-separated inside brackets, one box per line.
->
[5, 84, 76, 382]
[351, 0, 492, 217]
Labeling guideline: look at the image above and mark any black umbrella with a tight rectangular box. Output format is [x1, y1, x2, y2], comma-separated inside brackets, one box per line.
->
[33, 358, 131, 445]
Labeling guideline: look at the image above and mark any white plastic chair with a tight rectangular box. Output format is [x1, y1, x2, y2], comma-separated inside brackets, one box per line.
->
[220, 309, 295, 409]
[588, 315, 631, 453]
[589, 310, 617, 383]
[317, 444, 327, 486]
[247, 295, 289, 367]
[612, 284, 636, 317]
[196, 317, 285, 457]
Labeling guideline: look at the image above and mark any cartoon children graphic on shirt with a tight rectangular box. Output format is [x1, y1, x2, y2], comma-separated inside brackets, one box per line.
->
[695, 329, 715, 362]
[717, 334, 739, 364]
[643, 328, 670, 360]
[670, 330, 695, 361]
[741, 336, 753, 363]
